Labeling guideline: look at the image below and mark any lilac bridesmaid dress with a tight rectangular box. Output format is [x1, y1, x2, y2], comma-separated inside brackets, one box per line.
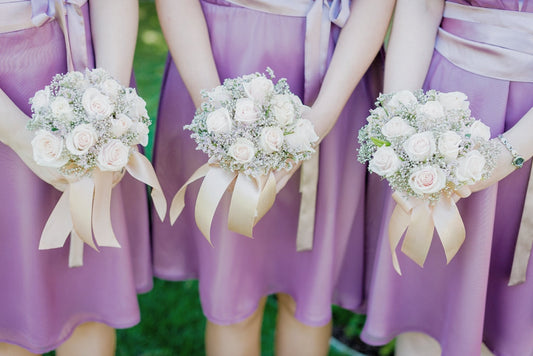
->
[151, 0, 383, 326]
[0, 0, 151, 352]
[362, 1, 533, 355]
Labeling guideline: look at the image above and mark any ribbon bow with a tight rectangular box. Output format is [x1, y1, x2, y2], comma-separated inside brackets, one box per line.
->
[388, 192, 466, 275]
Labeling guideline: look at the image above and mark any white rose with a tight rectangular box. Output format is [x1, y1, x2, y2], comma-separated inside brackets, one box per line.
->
[372, 107, 388, 120]
[244, 76, 274, 105]
[438, 131, 462, 161]
[438, 91, 470, 111]
[31, 89, 50, 111]
[456, 150, 486, 183]
[100, 79, 122, 98]
[271, 94, 296, 126]
[228, 138, 256, 163]
[402, 131, 436, 161]
[50, 96, 73, 119]
[207, 85, 232, 107]
[206, 108, 232, 134]
[381, 117, 415, 138]
[31, 130, 67, 167]
[82, 87, 114, 118]
[260, 126, 284, 153]
[386, 90, 418, 110]
[65, 124, 97, 155]
[369, 146, 401, 176]
[294, 119, 319, 144]
[111, 114, 133, 137]
[123, 89, 148, 119]
[468, 120, 491, 141]
[234, 98, 258, 123]
[132, 122, 150, 146]
[409, 166, 447, 195]
[97, 139, 130, 171]
[418, 100, 445, 121]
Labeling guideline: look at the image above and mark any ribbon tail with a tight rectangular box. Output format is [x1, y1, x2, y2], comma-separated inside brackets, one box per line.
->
[388, 204, 410, 275]
[126, 151, 168, 222]
[401, 203, 434, 268]
[433, 197, 466, 264]
[228, 173, 262, 238]
[68, 231, 84, 267]
[256, 172, 277, 223]
[169, 163, 210, 225]
[69, 178, 97, 250]
[92, 170, 120, 248]
[195, 167, 236, 245]
[296, 149, 319, 251]
[39, 188, 73, 249]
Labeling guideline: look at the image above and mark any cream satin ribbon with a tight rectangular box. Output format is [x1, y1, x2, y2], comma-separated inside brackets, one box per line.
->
[169, 164, 276, 244]
[388, 192, 466, 275]
[213, 0, 350, 250]
[437, 1, 533, 284]
[39, 151, 167, 267]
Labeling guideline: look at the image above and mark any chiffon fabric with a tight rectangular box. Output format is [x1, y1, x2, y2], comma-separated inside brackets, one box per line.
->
[361, 1, 533, 355]
[0, 0, 151, 352]
[151, 0, 382, 326]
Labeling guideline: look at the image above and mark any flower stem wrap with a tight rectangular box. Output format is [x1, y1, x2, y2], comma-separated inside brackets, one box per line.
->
[389, 192, 466, 275]
[39, 150, 166, 267]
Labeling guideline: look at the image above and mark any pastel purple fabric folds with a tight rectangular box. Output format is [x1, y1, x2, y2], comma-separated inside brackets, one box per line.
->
[151, 0, 383, 326]
[0, 0, 151, 352]
[362, 1, 533, 355]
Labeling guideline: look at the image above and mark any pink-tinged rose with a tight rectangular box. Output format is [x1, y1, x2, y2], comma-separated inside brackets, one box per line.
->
[381, 117, 415, 138]
[271, 94, 296, 126]
[387, 90, 418, 110]
[244, 76, 274, 104]
[132, 122, 150, 146]
[111, 114, 133, 137]
[207, 85, 232, 107]
[369, 146, 401, 176]
[82, 87, 114, 118]
[418, 100, 445, 121]
[234, 98, 258, 123]
[206, 108, 232, 134]
[50, 96, 73, 120]
[409, 166, 446, 195]
[31, 130, 67, 168]
[65, 124, 97, 155]
[438, 131, 462, 161]
[228, 138, 256, 163]
[260, 127, 284, 153]
[468, 121, 491, 141]
[31, 89, 50, 111]
[437, 91, 470, 111]
[97, 139, 130, 171]
[403, 131, 436, 161]
[456, 150, 486, 183]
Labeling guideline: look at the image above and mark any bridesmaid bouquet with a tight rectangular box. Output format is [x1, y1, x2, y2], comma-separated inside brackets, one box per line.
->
[170, 69, 319, 244]
[358, 90, 500, 274]
[28, 68, 166, 266]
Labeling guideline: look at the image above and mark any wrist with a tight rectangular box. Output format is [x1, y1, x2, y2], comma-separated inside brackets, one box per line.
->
[498, 134, 525, 169]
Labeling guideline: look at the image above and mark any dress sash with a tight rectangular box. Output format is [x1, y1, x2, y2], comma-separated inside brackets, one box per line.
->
[436, 1, 533, 285]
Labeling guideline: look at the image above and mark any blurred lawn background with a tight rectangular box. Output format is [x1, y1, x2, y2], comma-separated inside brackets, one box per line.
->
[112, 1, 394, 355]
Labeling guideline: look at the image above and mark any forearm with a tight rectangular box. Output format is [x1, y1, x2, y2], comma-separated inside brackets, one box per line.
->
[156, 0, 220, 107]
[311, 0, 395, 140]
[90, 0, 138, 86]
[383, 0, 443, 93]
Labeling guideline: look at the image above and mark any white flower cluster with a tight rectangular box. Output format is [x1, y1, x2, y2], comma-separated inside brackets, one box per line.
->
[185, 70, 318, 177]
[358, 90, 500, 201]
[28, 68, 151, 176]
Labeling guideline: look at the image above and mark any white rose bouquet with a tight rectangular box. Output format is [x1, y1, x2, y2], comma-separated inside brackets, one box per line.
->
[28, 68, 166, 266]
[358, 90, 500, 274]
[170, 69, 319, 244]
